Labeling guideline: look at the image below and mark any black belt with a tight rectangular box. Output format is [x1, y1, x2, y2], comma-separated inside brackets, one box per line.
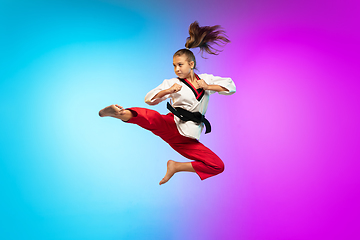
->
[167, 102, 211, 134]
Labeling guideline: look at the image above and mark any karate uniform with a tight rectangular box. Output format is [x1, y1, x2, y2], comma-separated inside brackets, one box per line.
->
[127, 73, 236, 180]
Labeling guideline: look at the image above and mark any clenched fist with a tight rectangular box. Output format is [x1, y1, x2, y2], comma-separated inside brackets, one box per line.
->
[168, 83, 182, 93]
[196, 79, 209, 90]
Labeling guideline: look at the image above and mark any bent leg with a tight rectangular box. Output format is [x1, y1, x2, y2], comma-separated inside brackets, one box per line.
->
[169, 139, 225, 180]
[159, 160, 196, 185]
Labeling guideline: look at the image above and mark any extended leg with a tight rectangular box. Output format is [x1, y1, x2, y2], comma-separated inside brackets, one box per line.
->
[99, 104, 133, 121]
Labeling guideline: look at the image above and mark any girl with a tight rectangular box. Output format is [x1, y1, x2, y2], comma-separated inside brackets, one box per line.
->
[99, 21, 236, 185]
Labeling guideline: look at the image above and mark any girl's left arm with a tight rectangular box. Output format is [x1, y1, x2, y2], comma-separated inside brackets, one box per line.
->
[199, 74, 236, 95]
[197, 80, 229, 92]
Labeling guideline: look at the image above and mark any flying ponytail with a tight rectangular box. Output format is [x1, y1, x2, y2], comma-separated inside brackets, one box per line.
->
[185, 21, 230, 56]
[173, 21, 230, 70]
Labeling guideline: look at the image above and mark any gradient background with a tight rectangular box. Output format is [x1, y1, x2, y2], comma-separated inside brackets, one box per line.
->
[1, 0, 359, 239]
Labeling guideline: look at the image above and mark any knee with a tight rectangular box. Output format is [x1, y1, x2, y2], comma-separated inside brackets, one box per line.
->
[219, 161, 225, 174]
[214, 160, 225, 175]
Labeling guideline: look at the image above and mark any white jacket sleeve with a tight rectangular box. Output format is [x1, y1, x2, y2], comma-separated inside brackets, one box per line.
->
[144, 79, 173, 105]
[202, 74, 236, 95]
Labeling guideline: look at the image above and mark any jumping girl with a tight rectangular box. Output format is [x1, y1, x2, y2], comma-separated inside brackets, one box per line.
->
[99, 21, 236, 185]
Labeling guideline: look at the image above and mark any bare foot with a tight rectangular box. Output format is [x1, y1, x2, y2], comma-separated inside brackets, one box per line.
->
[99, 104, 124, 117]
[159, 160, 177, 185]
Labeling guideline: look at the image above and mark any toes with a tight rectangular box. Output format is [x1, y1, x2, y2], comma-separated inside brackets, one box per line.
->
[115, 104, 123, 110]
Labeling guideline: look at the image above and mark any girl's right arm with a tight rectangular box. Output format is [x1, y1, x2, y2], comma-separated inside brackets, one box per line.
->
[151, 83, 182, 100]
[144, 80, 181, 106]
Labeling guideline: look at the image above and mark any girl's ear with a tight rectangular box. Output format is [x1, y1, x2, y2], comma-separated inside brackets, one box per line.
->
[189, 61, 195, 68]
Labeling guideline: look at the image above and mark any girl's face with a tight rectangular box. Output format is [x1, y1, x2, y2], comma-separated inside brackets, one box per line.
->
[173, 55, 194, 79]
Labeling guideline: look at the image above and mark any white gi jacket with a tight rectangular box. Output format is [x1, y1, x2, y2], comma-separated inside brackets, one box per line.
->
[145, 73, 236, 140]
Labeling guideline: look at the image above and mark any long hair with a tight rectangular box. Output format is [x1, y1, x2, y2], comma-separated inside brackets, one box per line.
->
[185, 21, 230, 56]
[174, 21, 230, 69]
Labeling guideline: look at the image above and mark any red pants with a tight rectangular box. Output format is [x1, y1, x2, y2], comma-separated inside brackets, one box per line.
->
[126, 107, 224, 180]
